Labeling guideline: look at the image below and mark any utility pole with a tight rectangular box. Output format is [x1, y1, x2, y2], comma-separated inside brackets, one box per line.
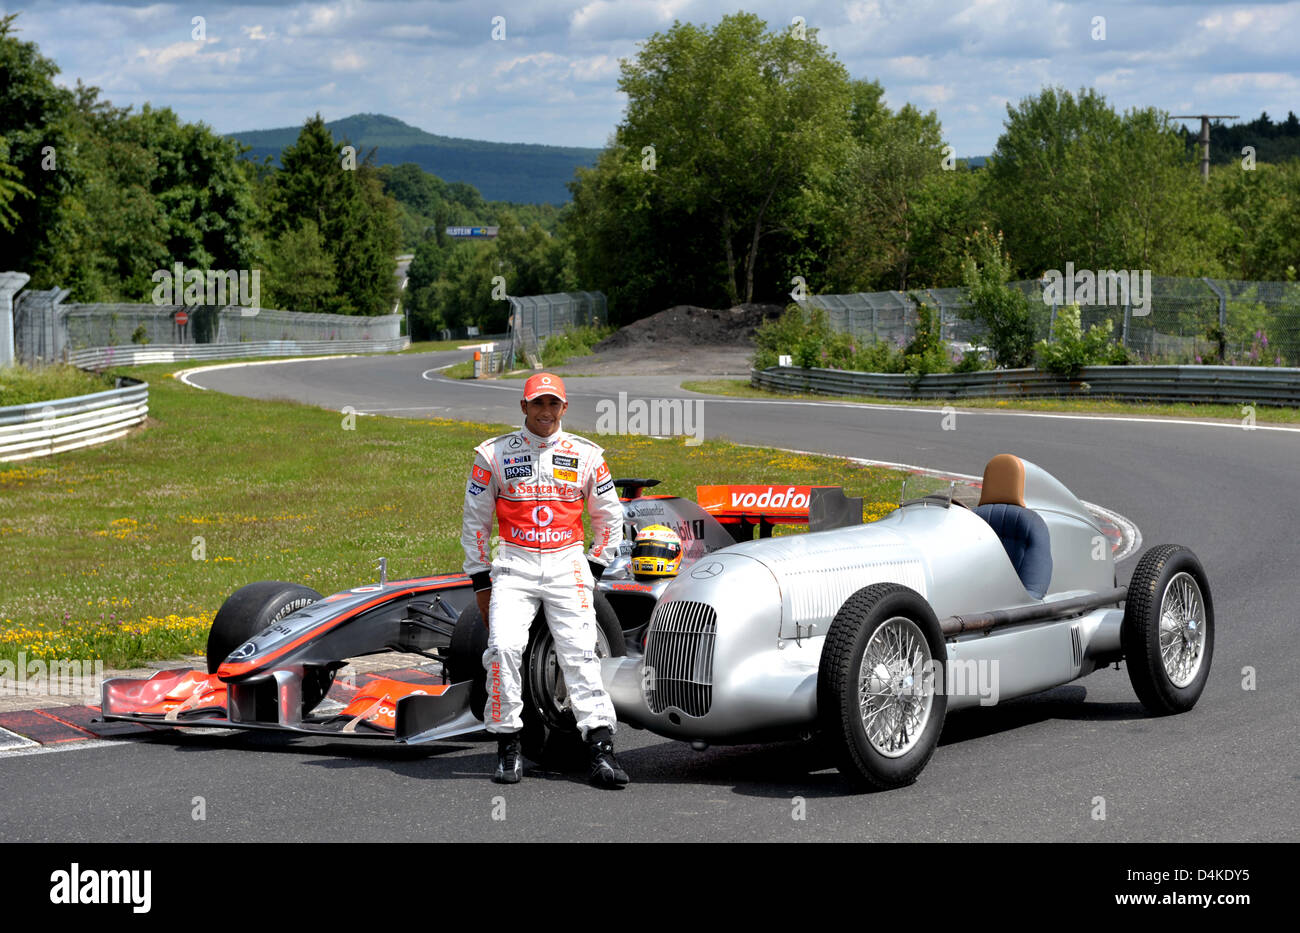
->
[1171, 114, 1239, 181]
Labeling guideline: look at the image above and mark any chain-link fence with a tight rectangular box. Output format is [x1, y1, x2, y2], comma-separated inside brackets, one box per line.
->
[11, 288, 402, 366]
[808, 277, 1300, 366]
[507, 291, 607, 369]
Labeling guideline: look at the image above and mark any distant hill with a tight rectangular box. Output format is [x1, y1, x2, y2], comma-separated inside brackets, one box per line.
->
[229, 113, 601, 204]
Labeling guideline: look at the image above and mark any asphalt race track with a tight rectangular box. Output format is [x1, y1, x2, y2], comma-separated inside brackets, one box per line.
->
[3, 350, 1297, 842]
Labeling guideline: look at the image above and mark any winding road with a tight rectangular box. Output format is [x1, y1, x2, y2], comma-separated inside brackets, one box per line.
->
[2, 349, 1296, 842]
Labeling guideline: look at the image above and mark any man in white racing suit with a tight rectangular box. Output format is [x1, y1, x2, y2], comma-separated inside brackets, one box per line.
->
[460, 372, 629, 788]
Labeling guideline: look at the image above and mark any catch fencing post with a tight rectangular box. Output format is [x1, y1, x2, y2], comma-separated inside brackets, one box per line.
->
[1203, 277, 1227, 333]
[0, 272, 30, 367]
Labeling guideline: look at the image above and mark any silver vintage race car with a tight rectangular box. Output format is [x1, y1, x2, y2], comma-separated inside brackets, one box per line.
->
[602, 453, 1214, 789]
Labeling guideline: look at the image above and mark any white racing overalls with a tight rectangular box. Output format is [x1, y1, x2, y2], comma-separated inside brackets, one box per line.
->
[460, 423, 624, 736]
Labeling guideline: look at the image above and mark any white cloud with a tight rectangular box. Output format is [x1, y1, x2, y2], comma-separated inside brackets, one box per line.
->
[13, 0, 1300, 157]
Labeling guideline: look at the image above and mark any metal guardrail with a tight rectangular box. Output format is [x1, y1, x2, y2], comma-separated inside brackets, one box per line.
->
[753, 365, 1300, 407]
[67, 338, 409, 370]
[0, 380, 149, 462]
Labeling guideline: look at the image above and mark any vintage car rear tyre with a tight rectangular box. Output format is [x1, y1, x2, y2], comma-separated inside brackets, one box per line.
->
[206, 581, 333, 714]
[818, 583, 948, 791]
[1121, 544, 1214, 715]
[522, 592, 625, 768]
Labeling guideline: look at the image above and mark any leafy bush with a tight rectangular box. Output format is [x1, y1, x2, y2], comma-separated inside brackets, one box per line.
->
[755, 303, 964, 375]
[953, 349, 990, 373]
[1035, 305, 1128, 376]
[959, 226, 1037, 368]
[899, 302, 950, 376]
[539, 324, 613, 367]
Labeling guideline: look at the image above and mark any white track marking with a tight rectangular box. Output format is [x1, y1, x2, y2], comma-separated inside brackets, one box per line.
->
[176, 355, 363, 389]
[0, 738, 122, 758]
[0, 726, 36, 751]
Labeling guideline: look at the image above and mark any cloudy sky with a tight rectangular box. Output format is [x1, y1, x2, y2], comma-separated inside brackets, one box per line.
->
[7, 0, 1298, 157]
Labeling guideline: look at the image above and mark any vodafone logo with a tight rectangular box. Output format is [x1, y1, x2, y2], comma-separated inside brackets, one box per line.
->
[730, 487, 809, 509]
[511, 526, 574, 544]
[532, 505, 554, 526]
[540, 376, 553, 386]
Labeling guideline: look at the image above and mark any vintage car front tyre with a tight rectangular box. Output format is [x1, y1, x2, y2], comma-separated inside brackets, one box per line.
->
[1121, 544, 1214, 715]
[818, 583, 948, 791]
[521, 592, 625, 768]
[448, 592, 625, 767]
[206, 581, 334, 714]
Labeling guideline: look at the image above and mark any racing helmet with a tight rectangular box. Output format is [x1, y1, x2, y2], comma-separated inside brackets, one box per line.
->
[630, 524, 683, 580]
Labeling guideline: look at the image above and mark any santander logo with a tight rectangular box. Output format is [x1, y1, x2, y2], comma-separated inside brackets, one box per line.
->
[730, 486, 809, 509]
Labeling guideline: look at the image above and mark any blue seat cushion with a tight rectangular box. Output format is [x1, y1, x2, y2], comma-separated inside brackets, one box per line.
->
[974, 503, 1053, 599]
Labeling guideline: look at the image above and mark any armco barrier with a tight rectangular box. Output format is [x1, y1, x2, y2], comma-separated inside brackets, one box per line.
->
[0, 380, 148, 462]
[67, 337, 408, 369]
[752, 365, 1300, 407]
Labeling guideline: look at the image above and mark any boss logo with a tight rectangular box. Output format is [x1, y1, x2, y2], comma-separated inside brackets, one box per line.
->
[504, 464, 532, 480]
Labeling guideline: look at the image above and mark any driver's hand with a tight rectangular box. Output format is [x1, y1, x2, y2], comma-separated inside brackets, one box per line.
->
[476, 588, 491, 629]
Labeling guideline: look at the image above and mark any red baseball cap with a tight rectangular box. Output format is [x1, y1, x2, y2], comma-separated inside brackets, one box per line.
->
[523, 372, 566, 402]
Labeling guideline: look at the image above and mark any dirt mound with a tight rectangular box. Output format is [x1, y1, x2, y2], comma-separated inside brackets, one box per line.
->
[596, 303, 784, 351]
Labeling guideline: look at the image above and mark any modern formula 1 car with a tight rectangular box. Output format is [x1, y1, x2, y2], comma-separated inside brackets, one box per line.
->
[100, 455, 1213, 789]
[98, 477, 818, 761]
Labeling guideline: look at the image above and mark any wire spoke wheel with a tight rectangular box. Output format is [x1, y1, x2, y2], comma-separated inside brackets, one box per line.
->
[1121, 544, 1214, 715]
[858, 616, 935, 758]
[819, 584, 947, 790]
[534, 624, 612, 726]
[1158, 571, 1207, 688]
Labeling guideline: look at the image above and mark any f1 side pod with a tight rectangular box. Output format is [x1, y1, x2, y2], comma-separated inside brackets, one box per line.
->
[394, 680, 483, 744]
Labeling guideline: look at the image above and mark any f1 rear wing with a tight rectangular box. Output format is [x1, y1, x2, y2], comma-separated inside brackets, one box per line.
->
[696, 485, 864, 539]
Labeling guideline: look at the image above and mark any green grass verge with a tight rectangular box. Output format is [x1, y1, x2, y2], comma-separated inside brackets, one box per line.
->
[682, 379, 1300, 424]
[399, 339, 485, 354]
[0, 361, 907, 668]
[440, 325, 613, 381]
[0, 364, 117, 407]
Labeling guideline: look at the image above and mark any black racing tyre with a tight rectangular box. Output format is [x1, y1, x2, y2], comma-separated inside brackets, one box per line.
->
[206, 581, 333, 714]
[1121, 544, 1214, 715]
[520, 591, 625, 768]
[448, 601, 491, 720]
[817, 583, 948, 791]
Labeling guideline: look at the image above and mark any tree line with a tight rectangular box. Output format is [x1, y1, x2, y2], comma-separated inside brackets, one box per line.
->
[0, 12, 537, 322]
[4, 9, 1298, 336]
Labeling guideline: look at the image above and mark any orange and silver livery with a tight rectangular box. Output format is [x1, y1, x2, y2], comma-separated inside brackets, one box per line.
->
[460, 424, 624, 578]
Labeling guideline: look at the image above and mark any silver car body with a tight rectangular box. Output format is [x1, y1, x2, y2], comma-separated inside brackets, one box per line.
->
[602, 458, 1125, 742]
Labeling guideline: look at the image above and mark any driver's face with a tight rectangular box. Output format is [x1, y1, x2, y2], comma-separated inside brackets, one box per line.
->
[521, 395, 567, 436]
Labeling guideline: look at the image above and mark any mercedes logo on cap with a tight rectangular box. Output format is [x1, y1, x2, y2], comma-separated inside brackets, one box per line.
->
[691, 561, 724, 579]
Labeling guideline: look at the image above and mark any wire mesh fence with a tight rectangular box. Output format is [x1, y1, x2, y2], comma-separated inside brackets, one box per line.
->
[807, 277, 1300, 366]
[10, 289, 402, 366]
[507, 291, 607, 369]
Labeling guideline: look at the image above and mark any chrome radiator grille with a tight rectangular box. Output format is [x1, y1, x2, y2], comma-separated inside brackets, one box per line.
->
[644, 600, 717, 717]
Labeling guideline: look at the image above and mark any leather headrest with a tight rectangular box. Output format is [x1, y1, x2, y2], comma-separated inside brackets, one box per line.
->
[978, 454, 1026, 507]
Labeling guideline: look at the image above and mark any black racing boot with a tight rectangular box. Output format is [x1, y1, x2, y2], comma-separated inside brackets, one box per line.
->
[493, 731, 523, 784]
[587, 727, 629, 789]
